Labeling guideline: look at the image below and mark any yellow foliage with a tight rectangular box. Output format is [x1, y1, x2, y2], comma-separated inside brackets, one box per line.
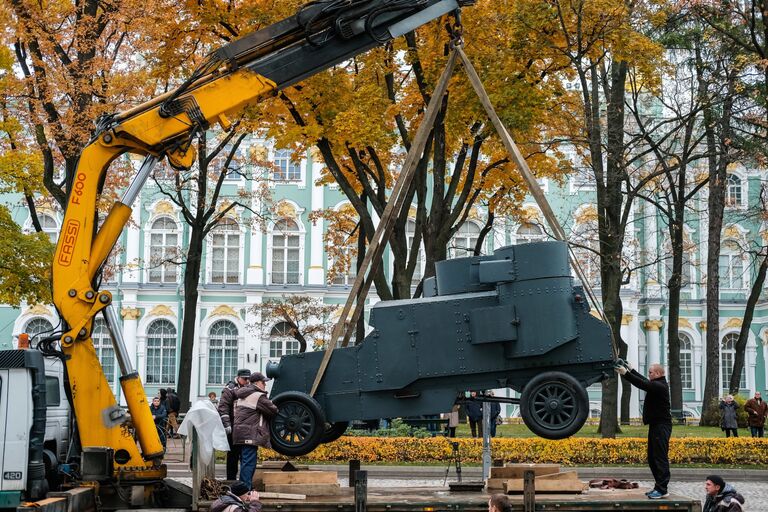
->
[261, 437, 768, 465]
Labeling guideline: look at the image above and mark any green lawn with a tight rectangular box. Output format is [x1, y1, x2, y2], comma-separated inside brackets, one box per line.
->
[456, 422, 727, 438]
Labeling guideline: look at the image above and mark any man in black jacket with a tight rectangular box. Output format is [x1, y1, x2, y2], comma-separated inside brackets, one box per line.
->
[616, 361, 671, 500]
[218, 369, 251, 480]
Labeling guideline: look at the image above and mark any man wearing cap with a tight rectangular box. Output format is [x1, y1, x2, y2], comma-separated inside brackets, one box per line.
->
[234, 372, 278, 489]
[210, 481, 262, 512]
[218, 369, 251, 480]
[703, 475, 745, 512]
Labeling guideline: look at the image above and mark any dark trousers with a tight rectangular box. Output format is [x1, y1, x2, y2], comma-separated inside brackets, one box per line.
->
[647, 423, 671, 494]
[469, 418, 483, 438]
[226, 435, 241, 480]
[724, 428, 738, 437]
[446, 427, 456, 437]
[239, 445, 259, 490]
[750, 426, 764, 437]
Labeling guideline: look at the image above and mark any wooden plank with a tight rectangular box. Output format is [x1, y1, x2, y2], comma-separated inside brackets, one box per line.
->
[264, 483, 343, 496]
[537, 471, 580, 481]
[259, 461, 309, 470]
[490, 464, 560, 479]
[259, 492, 306, 500]
[505, 478, 587, 494]
[262, 470, 338, 485]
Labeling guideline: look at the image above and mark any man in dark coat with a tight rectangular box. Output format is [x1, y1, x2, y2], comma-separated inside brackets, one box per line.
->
[234, 372, 278, 489]
[719, 395, 739, 437]
[210, 481, 262, 512]
[744, 391, 766, 438]
[703, 475, 745, 512]
[218, 369, 250, 480]
[149, 396, 168, 448]
[616, 361, 671, 499]
[166, 388, 181, 437]
[465, 392, 483, 438]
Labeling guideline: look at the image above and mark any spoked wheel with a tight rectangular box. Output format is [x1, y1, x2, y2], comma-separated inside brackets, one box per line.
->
[519, 371, 588, 439]
[269, 391, 326, 457]
[321, 421, 349, 444]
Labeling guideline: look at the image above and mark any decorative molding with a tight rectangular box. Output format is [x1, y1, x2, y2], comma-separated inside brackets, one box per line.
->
[121, 307, 142, 320]
[678, 318, 692, 329]
[621, 314, 633, 326]
[147, 304, 175, 317]
[275, 201, 298, 219]
[521, 205, 542, 223]
[154, 200, 175, 215]
[574, 204, 598, 224]
[643, 319, 663, 332]
[723, 317, 743, 330]
[763, 331, 768, 346]
[210, 305, 239, 318]
[723, 226, 741, 239]
[698, 321, 707, 331]
[24, 304, 51, 317]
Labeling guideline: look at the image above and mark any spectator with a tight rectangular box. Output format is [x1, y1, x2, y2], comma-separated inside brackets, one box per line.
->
[616, 361, 671, 499]
[443, 404, 459, 438]
[166, 388, 181, 437]
[703, 475, 745, 512]
[465, 392, 483, 438]
[218, 369, 251, 480]
[210, 481, 262, 512]
[488, 493, 512, 512]
[744, 391, 766, 438]
[719, 395, 739, 438]
[488, 391, 501, 438]
[149, 396, 168, 448]
[209, 391, 218, 404]
[234, 372, 278, 489]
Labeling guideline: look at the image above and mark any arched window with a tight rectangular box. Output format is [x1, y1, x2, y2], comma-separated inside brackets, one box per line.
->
[271, 219, 301, 284]
[210, 219, 240, 284]
[148, 217, 178, 283]
[720, 333, 746, 390]
[273, 149, 302, 181]
[269, 322, 299, 358]
[449, 222, 481, 258]
[679, 333, 693, 389]
[725, 174, 742, 207]
[40, 214, 58, 243]
[24, 318, 53, 341]
[208, 320, 238, 385]
[719, 240, 745, 290]
[406, 220, 426, 285]
[145, 320, 176, 384]
[92, 319, 116, 383]
[571, 219, 600, 287]
[516, 222, 545, 245]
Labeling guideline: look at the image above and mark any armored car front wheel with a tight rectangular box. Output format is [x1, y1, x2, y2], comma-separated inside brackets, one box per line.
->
[269, 391, 326, 457]
[519, 371, 588, 439]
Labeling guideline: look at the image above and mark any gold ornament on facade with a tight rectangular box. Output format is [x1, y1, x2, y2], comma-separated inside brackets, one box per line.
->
[210, 305, 239, 318]
[698, 321, 707, 331]
[643, 319, 663, 331]
[147, 305, 175, 317]
[275, 201, 297, 219]
[621, 314, 633, 326]
[574, 204, 598, 224]
[678, 318, 692, 330]
[121, 307, 142, 320]
[154, 200, 174, 215]
[723, 317, 743, 330]
[723, 225, 742, 239]
[24, 304, 51, 317]
[521, 205, 542, 223]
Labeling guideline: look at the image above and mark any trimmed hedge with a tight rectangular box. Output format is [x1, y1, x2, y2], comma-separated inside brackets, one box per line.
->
[262, 437, 768, 465]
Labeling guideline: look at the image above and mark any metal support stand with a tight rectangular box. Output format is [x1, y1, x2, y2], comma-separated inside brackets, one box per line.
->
[482, 402, 491, 481]
[349, 459, 360, 487]
[523, 470, 535, 512]
[354, 470, 367, 512]
[443, 441, 462, 485]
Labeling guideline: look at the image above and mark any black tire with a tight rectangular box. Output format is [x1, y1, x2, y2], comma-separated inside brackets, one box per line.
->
[519, 371, 589, 439]
[269, 391, 326, 457]
[321, 421, 349, 444]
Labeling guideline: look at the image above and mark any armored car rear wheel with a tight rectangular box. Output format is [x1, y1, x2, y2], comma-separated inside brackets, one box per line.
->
[520, 371, 588, 439]
[270, 391, 326, 457]
[321, 421, 349, 443]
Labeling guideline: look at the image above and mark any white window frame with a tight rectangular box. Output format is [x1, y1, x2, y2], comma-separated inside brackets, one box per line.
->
[720, 332, 746, 391]
[92, 319, 117, 385]
[725, 173, 745, 208]
[267, 218, 305, 285]
[207, 320, 239, 385]
[272, 149, 304, 184]
[145, 319, 177, 385]
[515, 222, 546, 245]
[207, 218, 243, 284]
[718, 240, 747, 291]
[145, 215, 180, 284]
[679, 333, 693, 390]
[269, 322, 300, 359]
[449, 221, 482, 258]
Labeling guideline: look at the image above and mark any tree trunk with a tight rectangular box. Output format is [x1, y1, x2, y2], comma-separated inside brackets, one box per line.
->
[729, 250, 768, 395]
[177, 227, 204, 412]
[666, 213, 685, 411]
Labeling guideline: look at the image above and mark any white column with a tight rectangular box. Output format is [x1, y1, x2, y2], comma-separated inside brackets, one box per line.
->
[248, 193, 264, 285]
[644, 318, 663, 366]
[622, 313, 641, 417]
[198, 335, 209, 398]
[245, 296, 264, 372]
[308, 158, 325, 284]
[124, 207, 141, 283]
[120, 304, 141, 369]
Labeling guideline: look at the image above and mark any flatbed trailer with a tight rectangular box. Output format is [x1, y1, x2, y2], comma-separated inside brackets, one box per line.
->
[200, 487, 702, 512]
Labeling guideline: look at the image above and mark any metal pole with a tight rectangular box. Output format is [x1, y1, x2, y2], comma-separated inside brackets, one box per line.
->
[103, 305, 135, 376]
[354, 470, 367, 512]
[523, 469, 535, 512]
[349, 459, 360, 487]
[121, 155, 160, 207]
[482, 401, 491, 481]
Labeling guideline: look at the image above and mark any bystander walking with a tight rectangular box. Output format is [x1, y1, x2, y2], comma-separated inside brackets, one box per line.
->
[719, 396, 739, 438]
[744, 391, 766, 438]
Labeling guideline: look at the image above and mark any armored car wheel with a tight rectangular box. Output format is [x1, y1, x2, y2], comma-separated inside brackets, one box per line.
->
[321, 421, 349, 443]
[519, 371, 588, 439]
[269, 391, 326, 457]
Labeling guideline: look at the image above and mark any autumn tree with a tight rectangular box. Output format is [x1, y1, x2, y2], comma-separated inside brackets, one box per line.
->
[253, 295, 338, 353]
